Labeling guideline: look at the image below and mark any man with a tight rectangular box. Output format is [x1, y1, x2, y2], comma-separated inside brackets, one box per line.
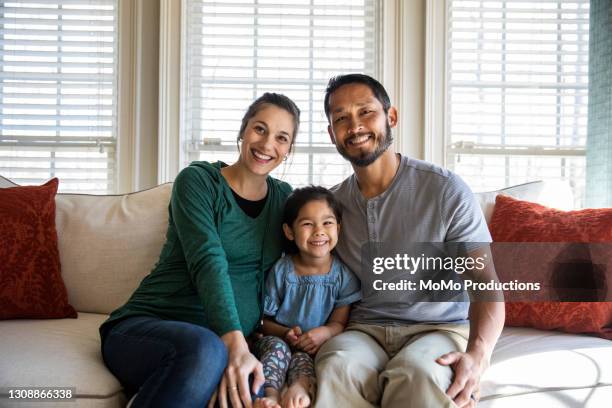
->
[315, 74, 504, 408]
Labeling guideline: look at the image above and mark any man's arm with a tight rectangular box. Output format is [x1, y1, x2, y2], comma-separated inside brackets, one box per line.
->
[467, 300, 505, 367]
[437, 301, 504, 407]
[437, 246, 505, 407]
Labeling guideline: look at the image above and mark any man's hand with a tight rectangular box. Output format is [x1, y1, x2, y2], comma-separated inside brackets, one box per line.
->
[295, 326, 332, 355]
[285, 326, 302, 347]
[436, 350, 484, 408]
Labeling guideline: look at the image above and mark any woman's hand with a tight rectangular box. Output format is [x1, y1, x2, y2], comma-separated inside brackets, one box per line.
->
[208, 331, 264, 408]
[295, 326, 332, 355]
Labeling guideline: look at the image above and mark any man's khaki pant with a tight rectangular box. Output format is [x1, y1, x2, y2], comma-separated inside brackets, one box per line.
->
[314, 322, 470, 408]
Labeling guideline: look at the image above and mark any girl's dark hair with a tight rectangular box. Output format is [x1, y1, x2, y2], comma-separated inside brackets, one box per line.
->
[282, 185, 343, 254]
[237, 92, 301, 152]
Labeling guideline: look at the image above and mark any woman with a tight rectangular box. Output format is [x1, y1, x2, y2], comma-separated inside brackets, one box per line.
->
[100, 93, 299, 408]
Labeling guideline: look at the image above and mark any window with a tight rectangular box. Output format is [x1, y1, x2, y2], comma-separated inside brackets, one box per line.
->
[181, 0, 380, 187]
[445, 0, 589, 207]
[0, 0, 118, 194]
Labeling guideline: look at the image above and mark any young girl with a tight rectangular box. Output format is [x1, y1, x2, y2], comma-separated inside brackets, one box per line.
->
[254, 186, 362, 408]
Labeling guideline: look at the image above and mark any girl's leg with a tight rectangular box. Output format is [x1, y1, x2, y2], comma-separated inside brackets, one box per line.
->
[102, 316, 227, 408]
[252, 336, 292, 406]
[283, 351, 316, 408]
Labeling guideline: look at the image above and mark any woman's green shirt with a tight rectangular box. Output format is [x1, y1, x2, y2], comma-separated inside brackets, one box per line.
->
[101, 161, 292, 337]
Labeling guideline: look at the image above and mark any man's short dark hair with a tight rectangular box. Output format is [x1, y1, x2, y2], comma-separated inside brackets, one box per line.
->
[324, 74, 391, 120]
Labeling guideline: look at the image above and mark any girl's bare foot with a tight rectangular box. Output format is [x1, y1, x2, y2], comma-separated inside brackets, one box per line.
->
[255, 387, 281, 408]
[281, 380, 311, 408]
[254, 397, 281, 408]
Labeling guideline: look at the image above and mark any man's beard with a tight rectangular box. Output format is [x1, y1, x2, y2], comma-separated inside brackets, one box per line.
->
[336, 122, 393, 167]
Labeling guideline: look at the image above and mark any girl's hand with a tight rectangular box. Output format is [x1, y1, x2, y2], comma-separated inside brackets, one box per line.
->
[208, 331, 264, 408]
[295, 326, 332, 355]
[285, 326, 302, 347]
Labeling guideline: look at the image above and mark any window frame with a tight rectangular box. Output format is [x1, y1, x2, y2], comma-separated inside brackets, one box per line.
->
[158, 0, 427, 184]
[117, 0, 161, 193]
[0, 0, 125, 193]
[177, 0, 383, 187]
[426, 0, 589, 203]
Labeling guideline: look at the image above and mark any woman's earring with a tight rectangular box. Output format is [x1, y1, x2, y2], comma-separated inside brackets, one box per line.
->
[283, 155, 288, 162]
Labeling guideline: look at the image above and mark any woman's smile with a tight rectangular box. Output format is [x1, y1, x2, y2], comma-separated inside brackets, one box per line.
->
[251, 149, 275, 164]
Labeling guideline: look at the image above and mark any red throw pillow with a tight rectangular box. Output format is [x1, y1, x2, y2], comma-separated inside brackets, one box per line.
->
[489, 194, 612, 339]
[0, 179, 76, 319]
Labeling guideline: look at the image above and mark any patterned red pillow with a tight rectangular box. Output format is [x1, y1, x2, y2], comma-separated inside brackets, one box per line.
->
[490, 194, 612, 339]
[0, 179, 76, 319]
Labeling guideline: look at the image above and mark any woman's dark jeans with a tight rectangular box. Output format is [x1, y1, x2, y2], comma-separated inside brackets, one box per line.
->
[102, 316, 228, 408]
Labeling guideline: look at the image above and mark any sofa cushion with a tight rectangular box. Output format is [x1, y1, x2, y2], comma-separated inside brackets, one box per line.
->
[0, 175, 17, 188]
[0, 178, 76, 319]
[55, 184, 172, 314]
[491, 194, 612, 243]
[481, 327, 612, 400]
[474, 180, 573, 225]
[0, 312, 126, 407]
[490, 194, 612, 339]
[479, 385, 612, 408]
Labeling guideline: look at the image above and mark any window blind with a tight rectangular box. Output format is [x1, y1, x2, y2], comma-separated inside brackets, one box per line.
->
[182, 0, 379, 187]
[446, 0, 589, 207]
[0, 0, 118, 194]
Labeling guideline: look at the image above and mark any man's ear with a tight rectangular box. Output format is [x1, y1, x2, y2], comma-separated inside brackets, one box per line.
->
[387, 106, 398, 129]
[282, 223, 294, 241]
[328, 125, 336, 144]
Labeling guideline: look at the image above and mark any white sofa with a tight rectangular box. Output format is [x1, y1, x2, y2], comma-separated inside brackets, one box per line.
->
[1, 176, 611, 408]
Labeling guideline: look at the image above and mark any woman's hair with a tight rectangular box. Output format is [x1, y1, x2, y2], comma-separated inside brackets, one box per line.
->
[282, 185, 343, 254]
[237, 92, 301, 152]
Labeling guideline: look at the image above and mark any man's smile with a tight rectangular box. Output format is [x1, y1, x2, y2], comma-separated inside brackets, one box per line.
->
[347, 134, 373, 147]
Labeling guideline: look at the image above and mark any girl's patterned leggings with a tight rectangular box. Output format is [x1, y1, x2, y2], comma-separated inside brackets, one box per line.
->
[253, 335, 316, 394]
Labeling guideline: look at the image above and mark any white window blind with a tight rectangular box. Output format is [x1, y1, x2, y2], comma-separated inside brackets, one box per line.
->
[182, 0, 379, 187]
[446, 0, 589, 208]
[0, 0, 118, 194]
